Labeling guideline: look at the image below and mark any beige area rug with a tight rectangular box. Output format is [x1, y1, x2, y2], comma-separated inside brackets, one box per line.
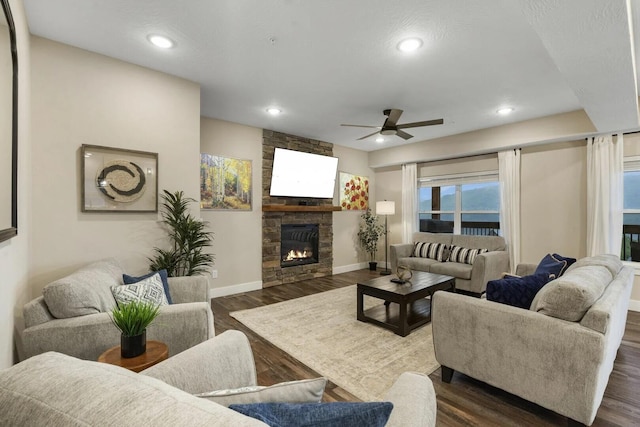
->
[230, 285, 439, 402]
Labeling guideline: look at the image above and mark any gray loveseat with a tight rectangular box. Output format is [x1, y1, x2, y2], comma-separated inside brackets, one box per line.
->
[19, 258, 214, 361]
[390, 232, 509, 295]
[432, 254, 633, 426]
[0, 330, 438, 427]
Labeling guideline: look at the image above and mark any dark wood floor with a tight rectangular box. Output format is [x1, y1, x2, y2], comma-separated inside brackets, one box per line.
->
[211, 269, 640, 426]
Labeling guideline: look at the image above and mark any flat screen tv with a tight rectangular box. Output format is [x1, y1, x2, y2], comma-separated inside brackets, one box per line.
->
[269, 148, 339, 199]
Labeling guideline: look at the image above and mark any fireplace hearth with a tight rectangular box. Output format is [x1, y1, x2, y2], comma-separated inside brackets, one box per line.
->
[281, 224, 319, 267]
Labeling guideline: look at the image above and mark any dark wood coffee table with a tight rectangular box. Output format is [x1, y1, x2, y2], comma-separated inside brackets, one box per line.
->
[357, 271, 455, 337]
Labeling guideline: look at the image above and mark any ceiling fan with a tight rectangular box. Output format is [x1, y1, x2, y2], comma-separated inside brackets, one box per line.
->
[341, 108, 443, 140]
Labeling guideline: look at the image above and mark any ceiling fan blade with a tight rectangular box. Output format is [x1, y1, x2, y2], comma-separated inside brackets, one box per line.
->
[396, 130, 413, 140]
[357, 130, 382, 140]
[340, 124, 381, 129]
[383, 108, 404, 127]
[396, 118, 444, 129]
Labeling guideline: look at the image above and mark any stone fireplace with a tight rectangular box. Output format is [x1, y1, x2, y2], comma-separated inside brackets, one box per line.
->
[280, 224, 319, 268]
[262, 130, 336, 287]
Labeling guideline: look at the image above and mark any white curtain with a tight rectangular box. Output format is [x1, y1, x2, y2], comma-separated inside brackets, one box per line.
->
[586, 134, 624, 256]
[401, 163, 418, 243]
[498, 149, 521, 272]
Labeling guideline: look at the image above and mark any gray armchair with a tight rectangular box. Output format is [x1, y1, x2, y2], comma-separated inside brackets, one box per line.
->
[142, 330, 438, 427]
[20, 274, 214, 361]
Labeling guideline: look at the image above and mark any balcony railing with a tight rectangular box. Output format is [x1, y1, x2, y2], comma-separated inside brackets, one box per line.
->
[420, 219, 501, 236]
[622, 224, 640, 262]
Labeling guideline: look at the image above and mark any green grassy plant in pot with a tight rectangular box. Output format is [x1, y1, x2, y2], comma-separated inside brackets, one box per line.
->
[111, 301, 160, 358]
[358, 208, 384, 271]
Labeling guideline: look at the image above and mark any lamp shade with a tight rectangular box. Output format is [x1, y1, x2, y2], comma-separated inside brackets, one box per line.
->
[376, 200, 395, 215]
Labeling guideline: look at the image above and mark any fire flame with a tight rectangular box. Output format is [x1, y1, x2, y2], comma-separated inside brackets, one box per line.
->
[284, 249, 312, 261]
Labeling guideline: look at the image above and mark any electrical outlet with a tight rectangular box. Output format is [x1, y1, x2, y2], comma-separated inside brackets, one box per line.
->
[210, 268, 218, 279]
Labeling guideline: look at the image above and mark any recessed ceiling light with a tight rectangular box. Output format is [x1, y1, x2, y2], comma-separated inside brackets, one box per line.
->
[266, 107, 282, 115]
[497, 107, 515, 115]
[375, 137, 384, 143]
[397, 38, 423, 52]
[147, 34, 174, 49]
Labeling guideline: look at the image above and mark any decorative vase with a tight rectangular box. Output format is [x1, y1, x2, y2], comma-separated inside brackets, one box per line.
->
[121, 330, 146, 358]
[396, 265, 413, 281]
[369, 261, 378, 271]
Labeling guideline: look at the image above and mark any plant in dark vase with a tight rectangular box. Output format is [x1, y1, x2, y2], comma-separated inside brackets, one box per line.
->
[358, 208, 384, 271]
[149, 190, 215, 277]
[110, 301, 160, 358]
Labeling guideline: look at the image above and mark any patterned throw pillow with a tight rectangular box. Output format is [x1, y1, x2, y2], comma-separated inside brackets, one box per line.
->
[195, 378, 327, 407]
[412, 242, 448, 262]
[448, 245, 489, 265]
[123, 269, 173, 304]
[111, 273, 169, 307]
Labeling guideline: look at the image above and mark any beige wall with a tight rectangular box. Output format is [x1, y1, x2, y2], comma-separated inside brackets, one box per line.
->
[332, 145, 377, 270]
[520, 140, 587, 262]
[373, 167, 402, 268]
[29, 37, 201, 294]
[200, 117, 262, 293]
[1, 0, 30, 368]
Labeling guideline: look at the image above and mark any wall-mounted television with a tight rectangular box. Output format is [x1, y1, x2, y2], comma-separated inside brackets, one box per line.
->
[269, 148, 339, 199]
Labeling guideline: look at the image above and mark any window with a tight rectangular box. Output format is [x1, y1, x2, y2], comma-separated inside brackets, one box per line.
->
[418, 171, 500, 235]
[622, 157, 640, 262]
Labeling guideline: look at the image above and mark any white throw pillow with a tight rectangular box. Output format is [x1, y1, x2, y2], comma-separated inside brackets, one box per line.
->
[111, 273, 169, 307]
[194, 377, 327, 407]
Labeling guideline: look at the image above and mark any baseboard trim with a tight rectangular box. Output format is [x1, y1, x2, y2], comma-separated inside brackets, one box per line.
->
[629, 299, 640, 312]
[333, 262, 368, 275]
[210, 281, 262, 299]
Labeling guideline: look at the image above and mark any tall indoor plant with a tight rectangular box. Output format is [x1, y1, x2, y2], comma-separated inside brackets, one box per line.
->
[149, 190, 214, 277]
[358, 208, 384, 270]
[110, 301, 160, 358]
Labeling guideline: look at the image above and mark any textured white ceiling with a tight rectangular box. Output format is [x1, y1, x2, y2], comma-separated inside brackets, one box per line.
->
[24, 0, 640, 151]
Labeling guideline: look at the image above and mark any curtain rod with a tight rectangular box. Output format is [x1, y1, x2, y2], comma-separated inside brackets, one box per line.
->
[584, 130, 640, 141]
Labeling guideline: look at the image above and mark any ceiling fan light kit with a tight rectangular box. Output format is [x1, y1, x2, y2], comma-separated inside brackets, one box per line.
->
[341, 108, 443, 141]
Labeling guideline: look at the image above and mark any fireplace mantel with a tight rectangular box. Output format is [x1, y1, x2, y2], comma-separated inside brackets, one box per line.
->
[262, 205, 341, 213]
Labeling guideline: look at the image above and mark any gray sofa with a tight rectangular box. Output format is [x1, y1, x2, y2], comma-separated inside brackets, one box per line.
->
[0, 330, 438, 427]
[432, 254, 633, 426]
[19, 258, 214, 361]
[390, 232, 509, 295]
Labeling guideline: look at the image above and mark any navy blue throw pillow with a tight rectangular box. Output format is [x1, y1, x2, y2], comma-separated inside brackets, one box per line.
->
[123, 270, 172, 304]
[553, 253, 577, 270]
[486, 273, 554, 309]
[229, 402, 393, 427]
[534, 254, 567, 278]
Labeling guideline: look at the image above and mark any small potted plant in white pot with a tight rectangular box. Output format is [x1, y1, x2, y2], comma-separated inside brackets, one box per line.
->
[358, 208, 384, 271]
[110, 301, 161, 358]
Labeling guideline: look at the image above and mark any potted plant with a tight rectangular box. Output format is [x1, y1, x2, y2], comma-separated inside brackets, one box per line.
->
[358, 208, 384, 270]
[110, 301, 161, 358]
[149, 190, 215, 277]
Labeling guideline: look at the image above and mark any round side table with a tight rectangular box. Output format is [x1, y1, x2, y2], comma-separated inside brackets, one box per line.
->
[98, 340, 168, 373]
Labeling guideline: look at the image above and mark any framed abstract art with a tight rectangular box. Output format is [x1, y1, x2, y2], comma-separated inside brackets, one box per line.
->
[81, 144, 158, 212]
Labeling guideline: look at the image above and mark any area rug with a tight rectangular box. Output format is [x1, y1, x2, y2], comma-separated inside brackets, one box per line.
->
[230, 285, 439, 401]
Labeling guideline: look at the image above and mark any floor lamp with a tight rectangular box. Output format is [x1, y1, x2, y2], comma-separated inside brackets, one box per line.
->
[376, 200, 395, 275]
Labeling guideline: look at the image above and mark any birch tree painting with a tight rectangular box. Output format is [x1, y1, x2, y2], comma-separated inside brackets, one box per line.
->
[200, 154, 252, 210]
